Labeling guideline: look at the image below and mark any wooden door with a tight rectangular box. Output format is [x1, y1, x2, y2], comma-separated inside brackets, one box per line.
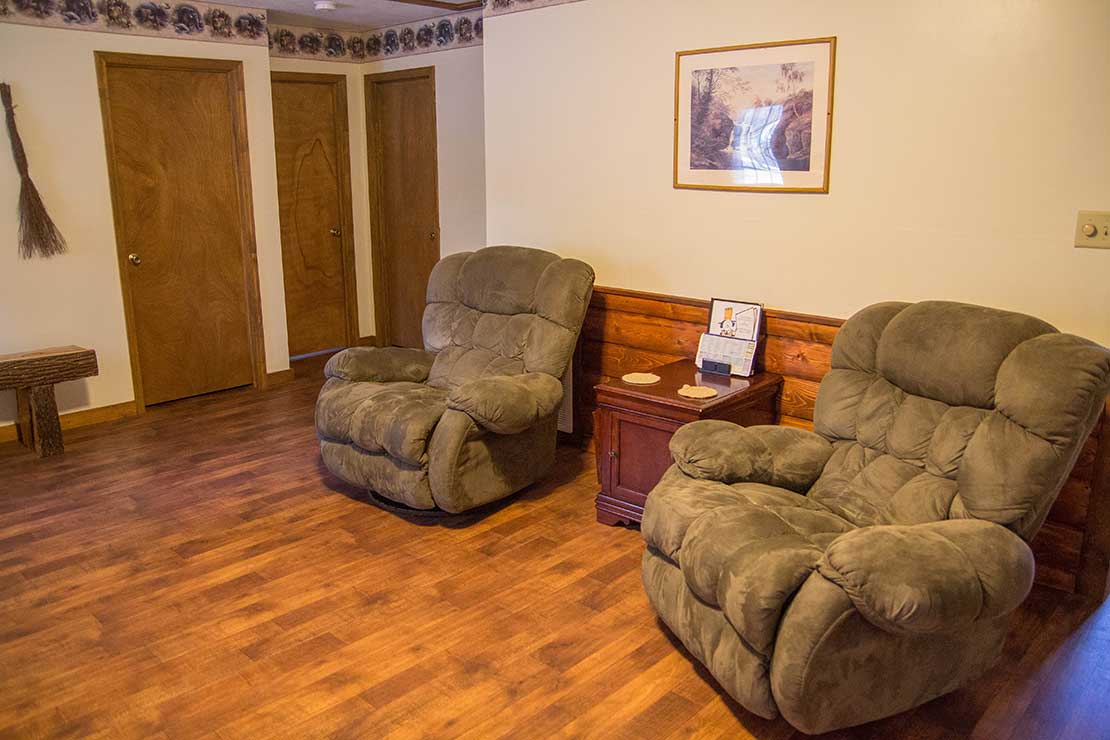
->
[271, 73, 358, 358]
[366, 67, 441, 349]
[97, 53, 263, 407]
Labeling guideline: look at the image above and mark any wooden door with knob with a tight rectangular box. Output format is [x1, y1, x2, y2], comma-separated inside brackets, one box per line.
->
[97, 52, 264, 408]
[365, 66, 442, 350]
[271, 72, 359, 358]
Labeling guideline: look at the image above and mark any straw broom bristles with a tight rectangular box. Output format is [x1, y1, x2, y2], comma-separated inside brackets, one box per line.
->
[1, 82, 67, 259]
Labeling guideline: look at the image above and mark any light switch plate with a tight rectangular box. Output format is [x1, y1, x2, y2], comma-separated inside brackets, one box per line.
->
[1075, 210, 1110, 249]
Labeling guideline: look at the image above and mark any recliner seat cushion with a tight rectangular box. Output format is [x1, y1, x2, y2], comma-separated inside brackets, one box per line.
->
[316, 378, 447, 466]
[642, 466, 832, 562]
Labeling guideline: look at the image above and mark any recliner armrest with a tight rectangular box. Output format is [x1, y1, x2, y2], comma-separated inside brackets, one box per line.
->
[447, 373, 564, 435]
[669, 421, 833, 492]
[817, 519, 1034, 635]
[324, 347, 436, 383]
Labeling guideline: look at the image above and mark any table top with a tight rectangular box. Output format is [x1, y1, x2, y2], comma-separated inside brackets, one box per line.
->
[595, 359, 782, 411]
[0, 345, 94, 364]
[0, 345, 98, 390]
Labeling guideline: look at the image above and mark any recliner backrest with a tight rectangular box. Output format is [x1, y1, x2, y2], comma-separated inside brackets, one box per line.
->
[421, 245, 595, 390]
[811, 301, 1110, 540]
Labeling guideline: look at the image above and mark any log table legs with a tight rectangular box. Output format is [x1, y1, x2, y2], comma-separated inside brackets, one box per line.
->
[16, 385, 65, 457]
[1, 346, 98, 458]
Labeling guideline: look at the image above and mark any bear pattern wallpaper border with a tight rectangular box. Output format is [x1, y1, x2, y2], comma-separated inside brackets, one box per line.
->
[0, 0, 268, 45]
[268, 9, 483, 64]
[0, 0, 586, 57]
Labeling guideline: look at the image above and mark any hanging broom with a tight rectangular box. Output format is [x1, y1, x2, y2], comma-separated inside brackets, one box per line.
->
[1, 82, 67, 259]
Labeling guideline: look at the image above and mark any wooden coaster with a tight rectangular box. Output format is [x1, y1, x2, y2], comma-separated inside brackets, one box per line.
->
[678, 384, 718, 399]
[622, 372, 661, 385]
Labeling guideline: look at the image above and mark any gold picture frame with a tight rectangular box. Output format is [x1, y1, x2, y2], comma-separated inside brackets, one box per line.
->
[673, 37, 837, 194]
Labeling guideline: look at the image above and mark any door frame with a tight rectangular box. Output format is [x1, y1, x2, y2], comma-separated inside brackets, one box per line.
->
[270, 71, 360, 353]
[364, 66, 441, 348]
[95, 52, 267, 411]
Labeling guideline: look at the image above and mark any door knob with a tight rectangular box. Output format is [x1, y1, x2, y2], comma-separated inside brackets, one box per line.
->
[128, 253, 142, 266]
[329, 227, 341, 237]
[429, 231, 437, 241]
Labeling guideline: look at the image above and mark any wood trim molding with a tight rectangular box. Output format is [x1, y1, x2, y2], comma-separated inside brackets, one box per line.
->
[364, 65, 440, 349]
[270, 71, 361, 351]
[483, 0, 585, 17]
[95, 52, 268, 411]
[387, 0, 482, 10]
[264, 369, 295, 388]
[0, 401, 138, 444]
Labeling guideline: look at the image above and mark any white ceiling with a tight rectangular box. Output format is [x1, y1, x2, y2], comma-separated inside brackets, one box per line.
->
[256, 0, 478, 31]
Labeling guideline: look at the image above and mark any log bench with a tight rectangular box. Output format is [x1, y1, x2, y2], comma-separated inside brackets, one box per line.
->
[0, 346, 98, 457]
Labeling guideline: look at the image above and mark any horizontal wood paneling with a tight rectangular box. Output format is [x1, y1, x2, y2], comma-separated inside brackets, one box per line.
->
[577, 285, 1109, 597]
[762, 336, 833, 383]
[1032, 521, 1084, 593]
[779, 377, 822, 422]
[576, 286, 839, 438]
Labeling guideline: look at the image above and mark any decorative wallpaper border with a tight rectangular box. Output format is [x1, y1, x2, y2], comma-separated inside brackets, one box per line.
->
[0, 0, 268, 46]
[0, 0, 587, 59]
[267, 9, 482, 64]
[483, 0, 585, 17]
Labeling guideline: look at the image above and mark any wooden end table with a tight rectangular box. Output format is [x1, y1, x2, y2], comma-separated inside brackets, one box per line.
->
[0, 346, 99, 457]
[594, 359, 783, 526]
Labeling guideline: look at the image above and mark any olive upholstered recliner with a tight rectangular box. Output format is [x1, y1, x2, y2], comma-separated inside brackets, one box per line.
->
[316, 246, 594, 513]
[641, 301, 1110, 733]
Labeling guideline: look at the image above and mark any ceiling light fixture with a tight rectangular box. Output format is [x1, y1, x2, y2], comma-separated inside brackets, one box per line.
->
[313, 0, 337, 11]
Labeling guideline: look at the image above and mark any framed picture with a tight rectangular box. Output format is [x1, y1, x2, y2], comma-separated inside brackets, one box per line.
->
[674, 37, 836, 193]
[707, 298, 762, 341]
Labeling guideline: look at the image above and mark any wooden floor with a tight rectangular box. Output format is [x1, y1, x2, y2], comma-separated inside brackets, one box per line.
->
[2, 360, 1109, 740]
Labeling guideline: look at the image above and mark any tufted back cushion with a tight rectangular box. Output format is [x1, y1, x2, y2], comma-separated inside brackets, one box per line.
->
[812, 301, 1110, 540]
[421, 246, 595, 390]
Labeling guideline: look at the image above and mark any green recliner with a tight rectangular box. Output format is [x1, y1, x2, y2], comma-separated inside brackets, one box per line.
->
[316, 245, 594, 513]
[641, 300, 1110, 733]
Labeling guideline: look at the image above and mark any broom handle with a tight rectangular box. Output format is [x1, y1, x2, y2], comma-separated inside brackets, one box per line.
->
[0, 83, 31, 179]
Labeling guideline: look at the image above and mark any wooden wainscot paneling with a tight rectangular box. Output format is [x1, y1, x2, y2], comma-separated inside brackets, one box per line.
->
[576, 287, 841, 437]
[576, 285, 1110, 599]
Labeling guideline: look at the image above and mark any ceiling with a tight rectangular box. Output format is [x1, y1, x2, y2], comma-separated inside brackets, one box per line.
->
[257, 0, 480, 31]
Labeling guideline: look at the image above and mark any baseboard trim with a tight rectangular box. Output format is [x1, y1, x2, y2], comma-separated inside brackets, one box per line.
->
[0, 400, 138, 443]
[357, 335, 378, 347]
[265, 368, 295, 387]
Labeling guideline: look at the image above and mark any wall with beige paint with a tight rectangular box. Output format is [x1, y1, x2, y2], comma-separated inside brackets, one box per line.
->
[483, 0, 1110, 345]
[0, 24, 289, 424]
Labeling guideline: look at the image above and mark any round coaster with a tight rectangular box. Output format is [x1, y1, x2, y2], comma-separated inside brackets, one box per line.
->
[622, 372, 661, 385]
[678, 384, 718, 399]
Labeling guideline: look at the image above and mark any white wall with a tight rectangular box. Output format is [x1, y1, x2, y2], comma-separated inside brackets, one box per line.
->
[0, 24, 289, 424]
[366, 45, 488, 261]
[483, 0, 1110, 345]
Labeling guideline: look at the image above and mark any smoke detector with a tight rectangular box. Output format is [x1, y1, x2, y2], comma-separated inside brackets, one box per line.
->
[314, 0, 337, 10]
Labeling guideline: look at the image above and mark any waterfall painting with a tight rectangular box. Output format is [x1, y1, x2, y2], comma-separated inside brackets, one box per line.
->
[674, 37, 836, 193]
